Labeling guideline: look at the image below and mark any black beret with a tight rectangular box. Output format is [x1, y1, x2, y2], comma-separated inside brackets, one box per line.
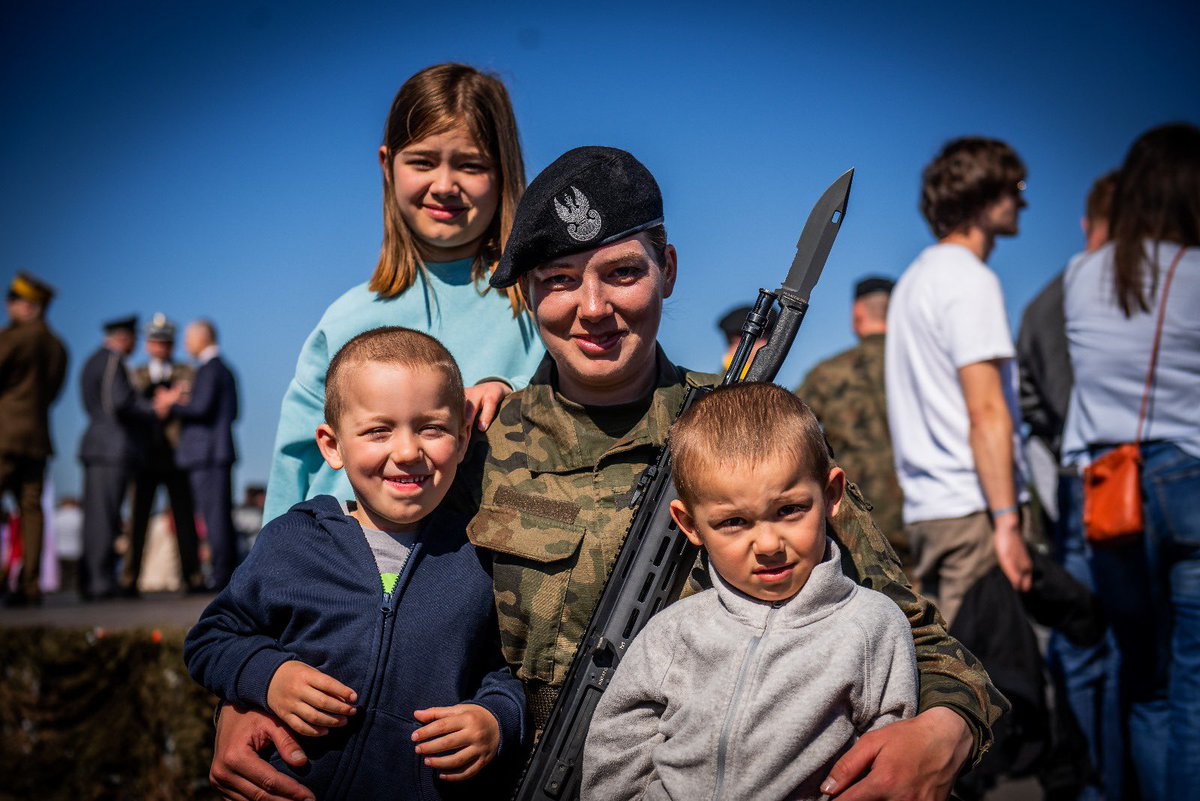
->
[102, 315, 138, 334]
[717, 305, 778, 341]
[490, 146, 664, 288]
[854, 275, 895, 299]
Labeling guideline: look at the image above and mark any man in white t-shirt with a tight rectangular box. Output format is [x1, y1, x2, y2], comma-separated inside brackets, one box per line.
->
[885, 137, 1033, 626]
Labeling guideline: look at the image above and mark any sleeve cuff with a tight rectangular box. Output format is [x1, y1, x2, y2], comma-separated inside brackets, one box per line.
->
[924, 701, 992, 767]
[234, 648, 295, 710]
[466, 693, 525, 761]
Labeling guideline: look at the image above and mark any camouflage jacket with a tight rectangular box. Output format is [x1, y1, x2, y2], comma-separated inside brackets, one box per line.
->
[467, 347, 1005, 764]
[797, 334, 908, 564]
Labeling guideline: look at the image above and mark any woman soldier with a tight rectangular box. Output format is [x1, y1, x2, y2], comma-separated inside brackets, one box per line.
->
[213, 148, 1003, 801]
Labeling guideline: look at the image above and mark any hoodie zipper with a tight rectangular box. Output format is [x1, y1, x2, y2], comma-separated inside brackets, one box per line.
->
[713, 603, 779, 800]
[329, 574, 402, 799]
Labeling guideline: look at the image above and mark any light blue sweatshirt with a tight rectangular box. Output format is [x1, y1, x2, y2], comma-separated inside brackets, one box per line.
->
[264, 259, 544, 523]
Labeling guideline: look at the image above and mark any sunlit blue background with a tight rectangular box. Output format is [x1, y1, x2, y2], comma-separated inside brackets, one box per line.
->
[4, 0, 1197, 499]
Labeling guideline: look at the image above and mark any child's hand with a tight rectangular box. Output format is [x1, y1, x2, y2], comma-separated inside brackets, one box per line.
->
[266, 661, 358, 738]
[412, 704, 500, 782]
[464, 381, 511, 432]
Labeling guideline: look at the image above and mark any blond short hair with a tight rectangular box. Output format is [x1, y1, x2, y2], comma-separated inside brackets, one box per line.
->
[670, 383, 831, 507]
[324, 327, 464, 429]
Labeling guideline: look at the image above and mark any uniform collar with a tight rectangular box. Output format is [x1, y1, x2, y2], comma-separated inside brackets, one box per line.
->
[709, 537, 857, 630]
[520, 345, 691, 474]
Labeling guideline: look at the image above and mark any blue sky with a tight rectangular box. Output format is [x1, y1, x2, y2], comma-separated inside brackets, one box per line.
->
[3, 0, 1197, 499]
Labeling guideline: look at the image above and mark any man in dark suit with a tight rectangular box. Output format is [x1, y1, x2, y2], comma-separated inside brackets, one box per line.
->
[125, 313, 203, 595]
[159, 319, 238, 590]
[79, 315, 156, 600]
[0, 273, 68, 606]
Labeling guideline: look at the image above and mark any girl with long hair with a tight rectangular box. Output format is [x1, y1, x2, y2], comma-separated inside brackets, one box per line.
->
[264, 64, 543, 522]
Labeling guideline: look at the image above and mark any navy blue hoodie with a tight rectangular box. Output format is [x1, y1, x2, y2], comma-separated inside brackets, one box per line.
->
[185, 495, 526, 800]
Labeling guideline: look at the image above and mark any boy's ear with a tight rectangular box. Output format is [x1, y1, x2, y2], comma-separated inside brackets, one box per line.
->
[669, 499, 704, 548]
[825, 466, 847, 519]
[315, 423, 344, 471]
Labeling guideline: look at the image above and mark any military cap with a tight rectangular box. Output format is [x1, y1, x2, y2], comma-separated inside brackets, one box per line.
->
[144, 312, 176, 342]
[717, 304, 778, 342]
[854, 275, 895, 299]
[490, 146, 664, 288]
[102, 315, 138, 335]
[7, 272, 55, 305]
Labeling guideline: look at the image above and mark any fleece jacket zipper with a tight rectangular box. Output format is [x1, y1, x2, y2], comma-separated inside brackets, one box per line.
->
[713, 603, 779, 800]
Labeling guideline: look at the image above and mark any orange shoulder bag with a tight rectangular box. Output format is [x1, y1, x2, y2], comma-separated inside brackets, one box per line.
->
[1082, 247, 1186, 544]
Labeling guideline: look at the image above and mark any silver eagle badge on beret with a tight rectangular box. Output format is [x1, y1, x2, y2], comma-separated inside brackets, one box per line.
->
[553, 186, 602, 242]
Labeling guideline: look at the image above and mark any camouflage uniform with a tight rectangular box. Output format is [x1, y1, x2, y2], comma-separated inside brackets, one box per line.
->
[467, 348, 1005, 764]
[797, 333, 909, 566]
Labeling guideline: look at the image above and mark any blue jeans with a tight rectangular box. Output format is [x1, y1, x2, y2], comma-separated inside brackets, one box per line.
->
[1049, 472, 1124, 800]
[1089, 441, 1200, 800]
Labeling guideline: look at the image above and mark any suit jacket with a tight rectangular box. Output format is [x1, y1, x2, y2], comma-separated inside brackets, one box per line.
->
[0, 318, 68, 458]
[132, 361, 194, 470]
[79, 346, 155, 466]
[174, 355, 238, 469]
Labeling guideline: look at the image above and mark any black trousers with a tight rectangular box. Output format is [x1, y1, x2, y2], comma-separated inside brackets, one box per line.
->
[126, 466, 201, 589]
[81, 462, 128, 596]
[0, 455, 47, 598]
[189, 466, 234, 589]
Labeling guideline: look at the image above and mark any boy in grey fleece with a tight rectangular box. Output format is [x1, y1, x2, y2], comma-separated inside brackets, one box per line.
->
[582, 384, 918, 801]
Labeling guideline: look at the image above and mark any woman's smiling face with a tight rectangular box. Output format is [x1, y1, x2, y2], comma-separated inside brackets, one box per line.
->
[526, 234, 676, 406]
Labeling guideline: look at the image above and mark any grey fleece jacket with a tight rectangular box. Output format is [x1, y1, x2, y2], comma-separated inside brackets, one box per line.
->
[582, 538, 918, 801]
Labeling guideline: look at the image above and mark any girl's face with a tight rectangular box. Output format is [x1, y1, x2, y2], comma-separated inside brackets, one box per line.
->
[382, 124, 500, 262]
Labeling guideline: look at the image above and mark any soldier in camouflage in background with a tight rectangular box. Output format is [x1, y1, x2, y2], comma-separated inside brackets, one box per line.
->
[210, 148, 1005, 801]
[798, 276, 909, 568]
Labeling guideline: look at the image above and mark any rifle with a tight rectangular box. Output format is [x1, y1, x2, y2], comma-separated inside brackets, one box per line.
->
[513, 169, 855, 801]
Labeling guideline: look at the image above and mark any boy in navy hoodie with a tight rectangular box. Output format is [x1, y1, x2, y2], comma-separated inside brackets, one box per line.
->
[185, 327, 525, 800]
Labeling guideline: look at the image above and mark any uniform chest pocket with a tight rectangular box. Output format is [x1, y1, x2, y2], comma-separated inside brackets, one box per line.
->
[468, 503, 585, 565]
[468, 503, 586, 683]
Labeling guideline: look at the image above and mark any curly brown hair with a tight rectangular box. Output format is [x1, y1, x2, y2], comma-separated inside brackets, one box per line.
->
[920, 137, 1026, 239]
[1109, 123, 1200, 316]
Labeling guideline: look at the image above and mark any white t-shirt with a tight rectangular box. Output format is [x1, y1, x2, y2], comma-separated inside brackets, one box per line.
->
[885, 243, 1027, 524]
[1061, 241, 1200, 466]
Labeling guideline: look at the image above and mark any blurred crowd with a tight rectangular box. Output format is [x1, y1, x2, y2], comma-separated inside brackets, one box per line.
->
[0, 304, 256, 604]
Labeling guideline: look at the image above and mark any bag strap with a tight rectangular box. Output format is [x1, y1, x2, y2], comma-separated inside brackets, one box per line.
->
[1135, 246, 1187, 443]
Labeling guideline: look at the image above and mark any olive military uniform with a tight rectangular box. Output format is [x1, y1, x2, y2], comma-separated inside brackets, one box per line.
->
[468, 349, 1006, 765]
[797, 333, 909, 565]
[0, 317, 68, 600]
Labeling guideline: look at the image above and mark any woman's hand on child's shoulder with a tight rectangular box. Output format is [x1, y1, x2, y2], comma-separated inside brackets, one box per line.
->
[412, 703, 500, 782]
[266, 661, 358, 738]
